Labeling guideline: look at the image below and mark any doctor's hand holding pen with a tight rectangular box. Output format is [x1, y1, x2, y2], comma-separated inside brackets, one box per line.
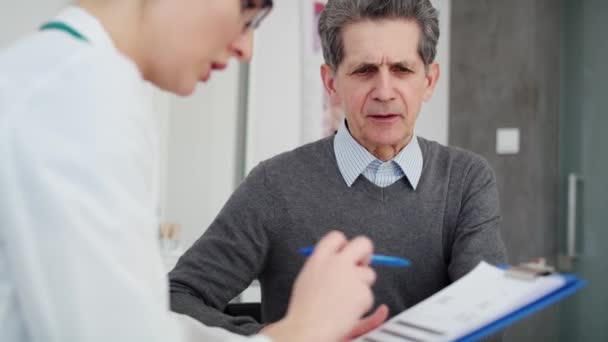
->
[261, 231, 389, 342]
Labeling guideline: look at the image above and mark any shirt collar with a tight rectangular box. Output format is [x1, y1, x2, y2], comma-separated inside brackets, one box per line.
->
[333, 120, 424, 189]
[53, 6, 117, 51]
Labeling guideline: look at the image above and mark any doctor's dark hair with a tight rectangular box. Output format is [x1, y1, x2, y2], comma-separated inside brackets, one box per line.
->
[318, 0, 439, 71]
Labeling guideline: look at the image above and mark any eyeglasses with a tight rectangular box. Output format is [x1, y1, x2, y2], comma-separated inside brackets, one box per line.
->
[241, 0, 273, 31]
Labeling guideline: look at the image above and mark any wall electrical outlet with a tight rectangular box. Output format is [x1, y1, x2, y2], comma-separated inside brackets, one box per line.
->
[496, 128, 520, 155]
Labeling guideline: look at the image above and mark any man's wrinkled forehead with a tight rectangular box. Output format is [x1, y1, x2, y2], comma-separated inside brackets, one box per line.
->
[340, 19, 422, 70]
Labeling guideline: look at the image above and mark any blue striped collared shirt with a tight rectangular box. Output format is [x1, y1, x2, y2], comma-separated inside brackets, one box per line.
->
[333, 121, 423, 189]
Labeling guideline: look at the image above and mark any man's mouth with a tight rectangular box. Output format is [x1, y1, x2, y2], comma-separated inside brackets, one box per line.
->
[367, 113, 401, 123]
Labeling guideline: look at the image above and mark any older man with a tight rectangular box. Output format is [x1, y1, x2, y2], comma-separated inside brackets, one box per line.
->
[169, 0, 507, 336]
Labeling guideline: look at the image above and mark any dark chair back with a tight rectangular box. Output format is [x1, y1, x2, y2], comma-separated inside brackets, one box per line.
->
[224, 302, 262, 323]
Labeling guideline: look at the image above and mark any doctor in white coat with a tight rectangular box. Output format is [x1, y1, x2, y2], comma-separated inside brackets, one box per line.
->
[0, 0, 387, 341]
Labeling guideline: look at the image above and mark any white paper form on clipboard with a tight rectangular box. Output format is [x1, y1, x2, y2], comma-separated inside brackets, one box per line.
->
[355, 261, 585, 342]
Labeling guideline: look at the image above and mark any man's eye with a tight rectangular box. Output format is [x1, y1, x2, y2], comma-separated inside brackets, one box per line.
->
[393, 66, 412, 73]
[355, 67, 374, 75]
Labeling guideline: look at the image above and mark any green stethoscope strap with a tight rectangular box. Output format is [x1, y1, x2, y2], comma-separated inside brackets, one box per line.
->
[40, 22, 88, 42]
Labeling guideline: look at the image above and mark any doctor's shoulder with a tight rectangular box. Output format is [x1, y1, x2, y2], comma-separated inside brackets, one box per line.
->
[1, 29, 142, 111]
[0, 30, 148, 161]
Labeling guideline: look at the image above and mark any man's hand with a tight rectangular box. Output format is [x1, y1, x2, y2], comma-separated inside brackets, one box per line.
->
[261, 231, 386, 342]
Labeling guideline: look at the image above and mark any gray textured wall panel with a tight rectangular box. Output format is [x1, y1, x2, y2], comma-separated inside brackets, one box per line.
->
[449, 1, 561, 340]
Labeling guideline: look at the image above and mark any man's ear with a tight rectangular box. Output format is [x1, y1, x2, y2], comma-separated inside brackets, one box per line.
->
[423, 62, 440, 102]
[321, 64, 340, 102]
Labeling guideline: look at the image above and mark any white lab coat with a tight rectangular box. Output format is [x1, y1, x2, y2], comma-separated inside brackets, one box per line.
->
[0, 6, 270, 342]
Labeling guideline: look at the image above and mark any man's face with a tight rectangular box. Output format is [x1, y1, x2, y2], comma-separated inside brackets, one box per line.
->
[321, 19, 439, 158]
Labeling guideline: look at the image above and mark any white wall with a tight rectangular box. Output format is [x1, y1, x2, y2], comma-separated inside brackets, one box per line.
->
[164, 61, 242, 249]
[417, 0, 451, 145]
[246, 0, 452, 172]
[245, 1, 303, 172]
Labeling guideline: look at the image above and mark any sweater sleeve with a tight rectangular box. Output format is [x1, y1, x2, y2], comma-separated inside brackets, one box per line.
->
[448, 156, 508, 281]
[169, 162, 275, 335]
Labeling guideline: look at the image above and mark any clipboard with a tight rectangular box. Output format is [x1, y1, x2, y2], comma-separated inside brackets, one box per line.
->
[355, 259, 586, 342]
[455, 261, 586, 341]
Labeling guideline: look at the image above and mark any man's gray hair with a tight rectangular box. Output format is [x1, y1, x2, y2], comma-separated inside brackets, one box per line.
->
[318, 0, 439, 71]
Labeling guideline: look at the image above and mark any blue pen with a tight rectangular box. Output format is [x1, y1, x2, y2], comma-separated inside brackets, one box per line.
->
[299, 246, 411, 267]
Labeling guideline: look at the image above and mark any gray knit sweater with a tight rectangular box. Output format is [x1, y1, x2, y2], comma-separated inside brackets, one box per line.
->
[169, 136, 507, 336]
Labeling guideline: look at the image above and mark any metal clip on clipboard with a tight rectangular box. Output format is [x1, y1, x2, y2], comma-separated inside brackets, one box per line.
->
[505, 258, 556, 281]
